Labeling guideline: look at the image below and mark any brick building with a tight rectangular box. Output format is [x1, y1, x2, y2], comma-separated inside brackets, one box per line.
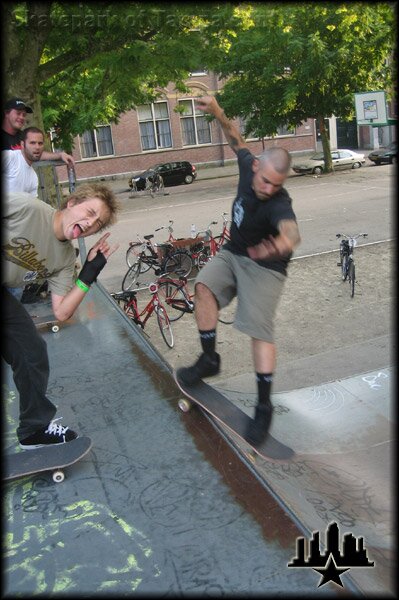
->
[56, 72, 317, 183]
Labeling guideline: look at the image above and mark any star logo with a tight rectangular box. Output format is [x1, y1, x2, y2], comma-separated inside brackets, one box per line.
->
[314, 554, 349, 587]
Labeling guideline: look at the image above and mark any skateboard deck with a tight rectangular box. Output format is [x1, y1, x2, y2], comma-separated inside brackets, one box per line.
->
[4, 436, 92, 483]
[174, 371, 294, 461]
[31, 314, 76, 332]
[32, 314, 61, 332]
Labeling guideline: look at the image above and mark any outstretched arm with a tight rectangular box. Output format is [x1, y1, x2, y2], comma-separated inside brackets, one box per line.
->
[196, 96, 247, 155]
[41, 150, 75, 166]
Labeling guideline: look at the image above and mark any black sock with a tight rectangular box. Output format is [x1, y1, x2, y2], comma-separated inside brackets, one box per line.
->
[256, 372, 273, 405]
[199, 329, 217, 357]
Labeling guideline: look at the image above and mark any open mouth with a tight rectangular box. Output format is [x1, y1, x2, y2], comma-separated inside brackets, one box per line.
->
[72, 224, 84, 238]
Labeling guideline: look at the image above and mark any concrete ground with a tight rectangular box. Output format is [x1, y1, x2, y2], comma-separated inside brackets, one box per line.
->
[3, 160, 395, 596]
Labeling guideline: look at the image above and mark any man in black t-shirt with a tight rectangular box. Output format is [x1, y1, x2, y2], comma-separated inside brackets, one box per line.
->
[1, 97, 32, 150]
[177, 95, 301, 447]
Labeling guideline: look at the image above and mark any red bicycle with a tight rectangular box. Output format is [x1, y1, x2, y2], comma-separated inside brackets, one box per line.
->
[195, 212, 232, 267]
[111, 283, 174, 348]
[157, 275, 195, 322]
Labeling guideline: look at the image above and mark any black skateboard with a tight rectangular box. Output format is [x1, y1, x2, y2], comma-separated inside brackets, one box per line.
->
[4, 437, 92, 483]
[174, 370, 294, 461]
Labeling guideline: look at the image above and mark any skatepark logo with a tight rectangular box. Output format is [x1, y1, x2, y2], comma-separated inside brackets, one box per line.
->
[288, 521, 374, 588]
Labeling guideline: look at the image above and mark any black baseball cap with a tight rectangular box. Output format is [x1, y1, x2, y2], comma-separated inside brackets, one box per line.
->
[4, 97, 33, 113]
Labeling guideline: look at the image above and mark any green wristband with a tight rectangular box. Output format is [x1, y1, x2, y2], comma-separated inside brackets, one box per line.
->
[76, 278, 90, 293]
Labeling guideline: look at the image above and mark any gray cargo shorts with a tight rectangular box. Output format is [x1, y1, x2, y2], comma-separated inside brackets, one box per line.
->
[195, 248, 286, 343]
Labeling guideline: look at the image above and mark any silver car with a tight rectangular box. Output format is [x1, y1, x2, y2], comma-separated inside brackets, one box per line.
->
[292, 149, 366, 175]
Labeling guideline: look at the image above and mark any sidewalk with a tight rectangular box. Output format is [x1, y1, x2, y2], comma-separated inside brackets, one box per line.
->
[81, 147, 373, 191]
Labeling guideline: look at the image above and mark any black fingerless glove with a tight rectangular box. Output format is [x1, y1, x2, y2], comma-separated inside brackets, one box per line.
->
[78, 251, 107, 286]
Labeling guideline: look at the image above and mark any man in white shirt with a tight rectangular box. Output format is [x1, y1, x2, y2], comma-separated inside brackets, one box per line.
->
[2, 126, 45, 196]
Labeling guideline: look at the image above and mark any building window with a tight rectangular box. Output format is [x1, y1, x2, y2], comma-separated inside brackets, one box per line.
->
[80, 126, 114, 158]
[137, 102, 172, 151]
[189, 69, 208, 76]
[239, 117, 295, 139]
[179, 99, 211, 146]
[276, 124, 295, 136]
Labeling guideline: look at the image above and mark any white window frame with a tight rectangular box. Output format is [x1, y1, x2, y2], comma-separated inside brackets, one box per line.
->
[79, 125, 114, 159]
[179, 99, 212, 146]
[137, 101, 172, 151]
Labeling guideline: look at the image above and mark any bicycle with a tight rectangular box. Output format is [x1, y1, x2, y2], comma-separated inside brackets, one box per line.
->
[195, 213, 232, 267]
[126, 221, 175, 268]
[129, 171, 165, 198]
[336, 232, 368, 297]
[155, 220, 208, 271]
[122, 235, 193, 291]
[111, 283, 174, 348]
[157, 275, 195, 321]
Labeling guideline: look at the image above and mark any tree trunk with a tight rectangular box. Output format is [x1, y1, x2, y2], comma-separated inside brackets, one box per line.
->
[4, 3, 60, 206]
[316, 115, 333, 172]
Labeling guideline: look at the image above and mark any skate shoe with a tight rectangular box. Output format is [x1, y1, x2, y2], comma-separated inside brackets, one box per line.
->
[245, 404, 273, 447]
[177, 352, 220, 386]
[19, 417, 78, 450]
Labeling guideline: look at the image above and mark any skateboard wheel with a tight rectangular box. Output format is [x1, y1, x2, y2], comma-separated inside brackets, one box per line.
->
[178, 398, 192, 413]
[51, 325, 60, 333]
[52, 470, 65, 483]
[247, 451, 257, 464]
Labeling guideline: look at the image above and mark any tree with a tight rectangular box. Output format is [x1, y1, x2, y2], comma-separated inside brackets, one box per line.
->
[3, 2, 245, 151]
[210, 3, 396, 172]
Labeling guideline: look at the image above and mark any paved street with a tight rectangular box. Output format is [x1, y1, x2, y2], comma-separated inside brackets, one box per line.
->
[92, 160, 394, 391]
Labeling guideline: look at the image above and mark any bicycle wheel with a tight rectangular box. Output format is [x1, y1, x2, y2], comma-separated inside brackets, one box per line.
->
[348, 261, 355, 298]
[126, 245, 152, 271]
[341, 254, 348, 281]
[155, 305, 174, 348]
[163, 250, 193, 278]
[151, 175, 164, 197]
[157, 280, 193, 321]
[196, 249, 210, 270]
[122, 262, 141, 291]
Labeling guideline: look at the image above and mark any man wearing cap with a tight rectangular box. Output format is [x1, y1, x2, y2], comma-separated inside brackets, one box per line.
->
[2, 97, 74, 166]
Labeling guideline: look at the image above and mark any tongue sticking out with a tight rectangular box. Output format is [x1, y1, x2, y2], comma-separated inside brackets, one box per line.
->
[73, 224, 82, 239]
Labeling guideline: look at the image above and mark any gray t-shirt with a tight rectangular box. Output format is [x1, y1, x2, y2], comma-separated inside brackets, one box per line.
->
[2, 192, 76, 296]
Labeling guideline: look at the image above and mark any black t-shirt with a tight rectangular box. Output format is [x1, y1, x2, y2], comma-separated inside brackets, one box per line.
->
[1, 129, 22, 150]
[224, 148, 297, 275]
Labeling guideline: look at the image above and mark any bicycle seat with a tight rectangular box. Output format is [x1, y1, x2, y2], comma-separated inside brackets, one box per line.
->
[112, 290, 137, 301]
[144, 234, 154, 241]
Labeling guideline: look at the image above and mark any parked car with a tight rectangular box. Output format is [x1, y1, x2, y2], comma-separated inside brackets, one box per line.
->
[368, 141, 397, 165]
[292, 149, 366, 175]
[129, 161, 197, 190]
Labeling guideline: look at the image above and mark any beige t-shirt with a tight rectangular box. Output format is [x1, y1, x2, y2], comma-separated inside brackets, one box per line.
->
[2, 192, 76, 296]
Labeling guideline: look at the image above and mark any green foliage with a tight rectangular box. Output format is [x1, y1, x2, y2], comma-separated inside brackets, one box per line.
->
[213, 3, 396, 140]
[4, 2, 246, 151]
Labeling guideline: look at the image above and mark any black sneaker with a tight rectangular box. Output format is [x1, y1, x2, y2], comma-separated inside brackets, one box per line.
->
[245, 404, 273, 447]
[177, 352, 221, 386]
[19, 417, 78, 450]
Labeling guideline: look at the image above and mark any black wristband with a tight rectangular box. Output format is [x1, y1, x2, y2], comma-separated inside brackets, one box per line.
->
[78, 251, 107, 285]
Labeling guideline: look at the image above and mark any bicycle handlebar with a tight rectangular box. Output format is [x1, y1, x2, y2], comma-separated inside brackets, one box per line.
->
[195, 221, 218, 237]
[336, 233, 368, 239]
[155, 220, 174, 233]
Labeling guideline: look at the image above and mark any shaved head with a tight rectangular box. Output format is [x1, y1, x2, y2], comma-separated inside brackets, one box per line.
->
[258, 148, 292, 175]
